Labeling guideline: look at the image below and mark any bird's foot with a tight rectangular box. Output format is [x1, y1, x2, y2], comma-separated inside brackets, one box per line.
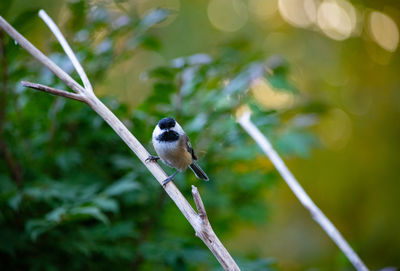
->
[162, 171, 179, 186]
[162, 176, 173, 186]
[145, 155, 160, 163]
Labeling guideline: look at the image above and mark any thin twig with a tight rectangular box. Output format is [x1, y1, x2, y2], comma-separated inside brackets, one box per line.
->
[238, 110, 369, 271]
[0, 13, 240, 271]
[21, 81, 86, 102]
[192, 185, 208, 224]
[38, 10, 93, 93]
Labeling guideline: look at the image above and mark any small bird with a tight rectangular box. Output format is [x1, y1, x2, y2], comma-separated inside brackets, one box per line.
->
[146, 117, 209, 185]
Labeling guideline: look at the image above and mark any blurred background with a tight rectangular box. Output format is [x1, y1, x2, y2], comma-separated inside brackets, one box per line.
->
[0, 0, 399, 270]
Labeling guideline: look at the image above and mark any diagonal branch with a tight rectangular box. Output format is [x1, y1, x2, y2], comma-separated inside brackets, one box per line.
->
[238, 110, 369, 271]
[0, 12, 240, 271]
[38, 10, 93, 93]
[21, 81, 86, 102]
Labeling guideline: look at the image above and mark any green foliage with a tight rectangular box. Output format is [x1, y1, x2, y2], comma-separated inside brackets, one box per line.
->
[0, 2, 318, 270]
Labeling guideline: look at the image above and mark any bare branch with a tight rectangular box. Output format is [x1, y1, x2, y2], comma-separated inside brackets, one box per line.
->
[238, 110, 369, 271]
[192, 185, 208, 224]
[0, 13, 240, 271]
[21, 81, 86, 102]
[0, 16, 84, 94]
[38, 10, 93, 93]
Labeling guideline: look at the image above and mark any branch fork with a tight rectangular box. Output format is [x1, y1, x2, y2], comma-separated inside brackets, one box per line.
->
[0, 11, 240, 271]
[192, 185, 211, 239]
[192, 185, 209, 225]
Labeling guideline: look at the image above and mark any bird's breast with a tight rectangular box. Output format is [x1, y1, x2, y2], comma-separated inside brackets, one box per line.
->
[153, 138, 192, 171]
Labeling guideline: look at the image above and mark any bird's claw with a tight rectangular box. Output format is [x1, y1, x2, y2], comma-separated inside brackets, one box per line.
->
[162, 177, 173, 186]
[146, 155, 160, 163]
[162, 171, 179, 186]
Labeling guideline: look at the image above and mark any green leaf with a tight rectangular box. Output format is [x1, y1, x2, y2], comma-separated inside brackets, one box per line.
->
[99, 221, 137, 240]
[137, 8, 170, 32]
[93, 197, 119, 213]
[184, 113, 207, 132]
[267, 73, 296, 93]
[103, 177, 140, 197]
[8, 193, 22, 211]
[68, 206, 109, 224]
[26, 219, 55, 241]
[153, 82, 176, 93]
[148, 66, 177, 81]
[55, 150, 82, 172]
[223, 62, 264, 95]
[110, 155, 135, 170]
[45, 207, 67, 222]
[137, 35, 162, 50]
[265, 57, 296, 93]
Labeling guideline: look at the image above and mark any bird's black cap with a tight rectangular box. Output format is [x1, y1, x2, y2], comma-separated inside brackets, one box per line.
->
[158, 117, 176, 130]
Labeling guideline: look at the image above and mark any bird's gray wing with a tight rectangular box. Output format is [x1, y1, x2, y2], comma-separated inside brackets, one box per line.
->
[184, 134, 197, 161]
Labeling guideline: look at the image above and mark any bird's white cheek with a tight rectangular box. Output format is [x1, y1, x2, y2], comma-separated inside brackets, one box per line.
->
[152, 126, 162, 139]
[171, 122, 185, 135]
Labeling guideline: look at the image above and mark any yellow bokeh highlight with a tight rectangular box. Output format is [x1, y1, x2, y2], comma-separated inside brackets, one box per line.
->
[368, 11, 399, 52]
[278, 0, 359, 41]
[278, 0, 317, 28]
[248, 0, 278, 20]
[208, 0, 248, 32]
[251, 78, 295, 110]
[317, 0, 356, 40]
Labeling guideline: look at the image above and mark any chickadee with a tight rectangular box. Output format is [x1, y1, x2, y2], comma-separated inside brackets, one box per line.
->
[146, 117, 209, 185]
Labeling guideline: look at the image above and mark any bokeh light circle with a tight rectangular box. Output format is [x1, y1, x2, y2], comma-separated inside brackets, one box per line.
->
[317, 0, 355, 40]
[368, 11, 399, 52]
[248, 0, 278, 20]
[208, 0, 248, 32]
[278, 0, 316, 28]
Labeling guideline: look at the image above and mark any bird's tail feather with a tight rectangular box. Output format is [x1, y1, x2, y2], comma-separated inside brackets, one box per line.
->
[189, 162, 209, 181]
